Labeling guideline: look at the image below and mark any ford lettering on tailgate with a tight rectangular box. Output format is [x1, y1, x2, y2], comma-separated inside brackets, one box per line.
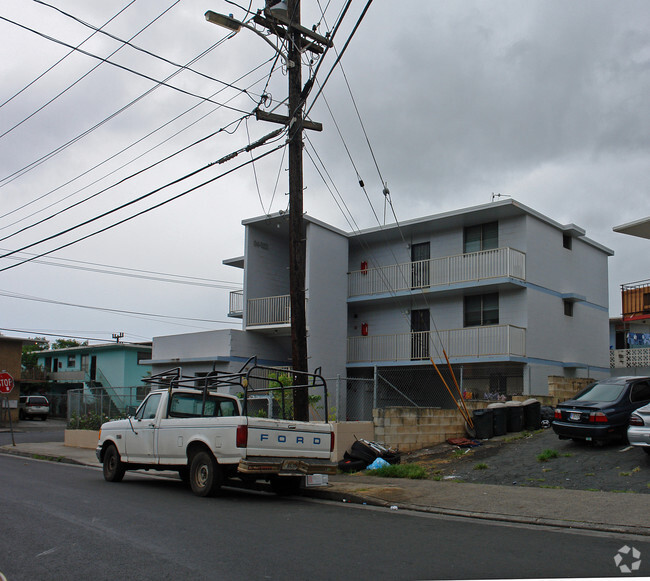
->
[260, 433, 322, 445]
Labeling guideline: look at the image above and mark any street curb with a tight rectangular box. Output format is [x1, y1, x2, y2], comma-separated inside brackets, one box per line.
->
[302, 486, 650, 537]
[0, 446, 91, 467]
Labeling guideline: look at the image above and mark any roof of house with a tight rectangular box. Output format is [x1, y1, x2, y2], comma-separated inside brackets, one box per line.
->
[34, 342, 152, 356]
[238, 199, 614, 256]
[613, 217, 650, 240]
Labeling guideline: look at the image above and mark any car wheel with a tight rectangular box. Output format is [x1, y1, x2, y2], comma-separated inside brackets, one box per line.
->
[41, 415, 47, 421]
[103, 444, 126, 482]
[19, 410, 24, 420]
[189, 450, 222, 497]
[643, 447, 650, 456]
[270, 476, 302, 496]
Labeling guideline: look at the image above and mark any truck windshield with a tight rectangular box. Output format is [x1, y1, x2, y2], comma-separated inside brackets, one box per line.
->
[169, 393, 239, 418]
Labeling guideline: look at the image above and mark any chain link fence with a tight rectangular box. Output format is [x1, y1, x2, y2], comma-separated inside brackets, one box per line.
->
[341, 363, 525, 421]
[67, 386, 151, 427]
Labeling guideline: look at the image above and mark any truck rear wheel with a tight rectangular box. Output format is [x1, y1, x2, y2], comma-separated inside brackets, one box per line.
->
[190, 450, 222, 497]
[103, 444, 126, 482]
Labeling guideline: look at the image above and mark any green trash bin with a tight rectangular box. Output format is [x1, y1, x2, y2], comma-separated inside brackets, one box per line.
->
[505, 401, 524, 432]
[472, 408, 494, 439]
[522, 398, 541, 430]
[487, 402, 507, 436]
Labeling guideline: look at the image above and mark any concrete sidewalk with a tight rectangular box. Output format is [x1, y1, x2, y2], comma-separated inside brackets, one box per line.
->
[2, 441, 649, 537]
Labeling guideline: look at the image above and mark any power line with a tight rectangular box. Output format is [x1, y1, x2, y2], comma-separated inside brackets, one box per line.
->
[0, 1, 185, 140]
[33, 0, 260, 100]
[0, 0, 138, 110]
[0, 289, 239, 325]
[0, 19, 250, 187]
[0, 249, 242, 289]
[0, 59, 277, 224]
[0, 115, 251, 242]
[0, 140, 287, 273]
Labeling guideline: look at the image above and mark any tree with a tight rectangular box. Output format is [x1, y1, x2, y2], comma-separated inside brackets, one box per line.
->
[21, 337, 49, 371]
[52, 338, 87, 349]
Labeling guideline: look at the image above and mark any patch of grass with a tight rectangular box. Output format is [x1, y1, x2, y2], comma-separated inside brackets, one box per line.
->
[562, 453, 573, 458]
[539, 485, 563, 489]
[584, 473, 595, 477]
[473, 462, 488, 470]
[537, 449, 559, 462]
[632, 466, 641, 474]
[526, 478, 545, 482]
[366, 463, 428, 479]
[619, 471, 632, 477]
[586, 488, 600, 492]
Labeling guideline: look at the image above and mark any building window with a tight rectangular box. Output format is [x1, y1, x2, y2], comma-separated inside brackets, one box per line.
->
[563, 300, 574, 317]
[464, 293, 499, 327]
[643, 292, 650, 312]
[464, 222, 498, 253]
[67, 355, 75, 368]
[563, 234, 572, 250]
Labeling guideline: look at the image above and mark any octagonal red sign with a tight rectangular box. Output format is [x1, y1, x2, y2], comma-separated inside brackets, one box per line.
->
[0, 372, 14, 394]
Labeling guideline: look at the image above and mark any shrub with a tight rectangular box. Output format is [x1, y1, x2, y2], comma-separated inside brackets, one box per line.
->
[537, 449, 559, 462]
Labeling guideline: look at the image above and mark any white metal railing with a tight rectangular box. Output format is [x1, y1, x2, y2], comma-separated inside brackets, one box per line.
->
[229, 290, 243, 317]
[347, 325, 526, 363]
[348, 247, 526, 297]
[610, 347, 650, 369]
[246, 294, 291, 326]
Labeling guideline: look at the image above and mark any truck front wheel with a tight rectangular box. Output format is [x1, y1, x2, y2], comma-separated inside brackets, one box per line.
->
[103, 444, 126, 482]
[190, 450, 222, 497]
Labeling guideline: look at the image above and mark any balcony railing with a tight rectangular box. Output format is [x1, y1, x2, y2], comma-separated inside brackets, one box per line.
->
[347, 325, 526, 363]
[348, 247, 525, 298]
[229, 290, 243, 318]
[610, 348, 650, 369]
[247, 294, 291, 327]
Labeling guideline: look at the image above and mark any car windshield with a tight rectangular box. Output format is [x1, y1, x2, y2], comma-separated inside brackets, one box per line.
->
[30, 397, 48, 405]
[573, 382, 624, 403]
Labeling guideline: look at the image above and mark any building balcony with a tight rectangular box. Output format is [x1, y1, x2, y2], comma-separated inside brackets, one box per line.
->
[621, 280, 650, 321]
[228, 290, 243, 318]
[348, 247, 526, 299]
[347, 325, 526, 364]
[246, 294, 291, 329]
[610, 347, 650, 369]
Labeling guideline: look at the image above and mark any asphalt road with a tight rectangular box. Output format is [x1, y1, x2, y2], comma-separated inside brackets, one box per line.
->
[0, 419, 66, 446]
[1, 454, 649, 580]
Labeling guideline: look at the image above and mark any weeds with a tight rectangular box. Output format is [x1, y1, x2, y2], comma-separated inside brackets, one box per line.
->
[537, 449, 559, 462]
[473, 463, 488, 470]
[366, 463, 428, 480]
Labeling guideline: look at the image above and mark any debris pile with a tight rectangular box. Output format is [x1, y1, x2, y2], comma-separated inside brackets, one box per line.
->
[338, 439, 400, 473]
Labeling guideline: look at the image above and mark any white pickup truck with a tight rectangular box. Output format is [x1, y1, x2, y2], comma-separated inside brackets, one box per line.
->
[96, 364, 336, 497]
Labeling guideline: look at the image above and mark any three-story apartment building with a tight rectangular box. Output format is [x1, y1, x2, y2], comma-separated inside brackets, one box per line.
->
[149, 199, 613, 415]
[227, 199, 611, 389]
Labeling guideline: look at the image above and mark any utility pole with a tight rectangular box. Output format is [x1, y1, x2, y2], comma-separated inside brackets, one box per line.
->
[206, 2, 330, 421]
[286, 0, 308, 421]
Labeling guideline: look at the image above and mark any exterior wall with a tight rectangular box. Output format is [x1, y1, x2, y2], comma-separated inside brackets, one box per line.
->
[244, 223, 290, 302]
[37, 346, 151, 388]
[305, 222, 348, 378]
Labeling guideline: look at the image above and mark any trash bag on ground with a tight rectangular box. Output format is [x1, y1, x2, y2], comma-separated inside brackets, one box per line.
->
[366, 457, 390, 470]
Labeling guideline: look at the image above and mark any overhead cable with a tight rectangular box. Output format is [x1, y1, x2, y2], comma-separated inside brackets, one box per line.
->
[0, 0, 138, 110]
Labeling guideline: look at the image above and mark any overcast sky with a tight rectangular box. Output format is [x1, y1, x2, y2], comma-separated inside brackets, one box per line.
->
[0, 0, 648, 346]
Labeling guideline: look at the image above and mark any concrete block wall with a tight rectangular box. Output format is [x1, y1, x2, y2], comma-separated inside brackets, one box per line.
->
[373, 402, 488, 452]
[547, 376, 594, 406]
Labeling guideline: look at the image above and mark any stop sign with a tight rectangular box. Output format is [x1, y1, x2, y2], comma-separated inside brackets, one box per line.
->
[0, 372, 14, 394]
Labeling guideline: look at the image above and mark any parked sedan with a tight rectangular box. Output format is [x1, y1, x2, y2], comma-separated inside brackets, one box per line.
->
[628, 402, 650, 454]
[553, 376, 650, 444]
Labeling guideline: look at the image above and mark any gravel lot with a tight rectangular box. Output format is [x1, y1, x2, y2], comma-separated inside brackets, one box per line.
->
[407, 427, 650, 494]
